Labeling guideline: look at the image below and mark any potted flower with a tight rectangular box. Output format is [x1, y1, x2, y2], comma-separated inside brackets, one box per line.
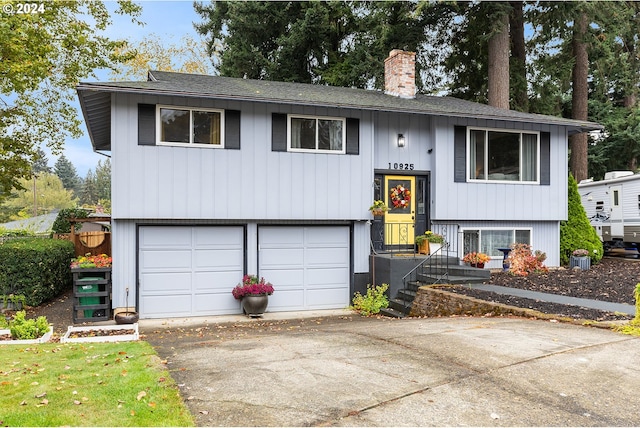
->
[70, 253, 112, 269]
[415, 234, 430, 254]
[369, 200, 388, 216]
[462, 252, 491, 268]
[570, 248, 591, 271]
[424, 231, 444, 254]
[232, 275, 274, 317]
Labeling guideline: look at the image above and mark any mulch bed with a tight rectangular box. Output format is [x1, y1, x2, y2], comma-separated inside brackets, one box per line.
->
[448, 256, 638, 322]
[67, 329, 136, 338]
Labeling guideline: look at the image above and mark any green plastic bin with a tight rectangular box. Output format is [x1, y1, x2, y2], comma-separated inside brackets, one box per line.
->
[77, 280, 101, 318]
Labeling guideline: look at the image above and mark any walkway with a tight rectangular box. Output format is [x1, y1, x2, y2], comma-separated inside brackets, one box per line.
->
[463, 284, 636, 316]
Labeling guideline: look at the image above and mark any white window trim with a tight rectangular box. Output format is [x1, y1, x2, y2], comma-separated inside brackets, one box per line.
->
[467, 127, 540, 184]
[156, 105, 225, 148]
[287, 114, 346, 154]
[461, 227, 533, 258]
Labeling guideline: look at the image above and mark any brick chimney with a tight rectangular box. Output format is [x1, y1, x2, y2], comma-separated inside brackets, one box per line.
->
[384, 49, 416, 99]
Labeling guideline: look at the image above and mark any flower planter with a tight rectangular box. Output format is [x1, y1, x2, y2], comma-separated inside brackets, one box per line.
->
[570, 255, 591, 271]
[370, 208, 386, 216]
[470, 263, 485, 269]
[417, 240, 430, 255]
[61, 323, 139, 343]
[241, 294, 269, 317]
[428, 242, 442, 255]
[0, 326, 53, 345]
[115, 311, 139, 324]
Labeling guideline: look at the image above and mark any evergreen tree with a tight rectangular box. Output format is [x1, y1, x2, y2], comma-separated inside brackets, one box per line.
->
[560, 175, 603, 265]
[32, 148, 51, 174]
[54, 155, 82, 197]
[94, 159, 111, 202]
[80, 169, 97, 206]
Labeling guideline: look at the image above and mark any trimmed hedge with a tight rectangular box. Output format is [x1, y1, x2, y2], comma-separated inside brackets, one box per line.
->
[0, 238, 75, 306]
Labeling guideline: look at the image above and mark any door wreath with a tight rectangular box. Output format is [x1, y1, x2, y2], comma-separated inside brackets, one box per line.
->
[389, 184, 410, 209]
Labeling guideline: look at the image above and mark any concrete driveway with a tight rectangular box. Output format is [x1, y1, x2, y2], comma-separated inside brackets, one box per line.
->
[140, 312, 639, 427]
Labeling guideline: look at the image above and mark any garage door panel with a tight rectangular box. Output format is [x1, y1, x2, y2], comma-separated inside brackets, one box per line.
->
[305, 247, 349, 266]
[256, 268, 304, 287]
[141, 272, 191, 292]
[193, 249, 243, 269]
[193, 270, 243, 292]
[141, 294, 192, 318]
[260, 248, 304, 267]
[139, 226, 244, 318]
[305, 268, 349, 287]
[305, 227, 348, 244]
[140, 227, 192, 247]
[141, 250, 192, 270]
[305, 288, 349, 309]
[195, 227, 243, 247]
[260, 228, 304, 247]
[193, 294, 239, 315]
[268, 290, 304, 311]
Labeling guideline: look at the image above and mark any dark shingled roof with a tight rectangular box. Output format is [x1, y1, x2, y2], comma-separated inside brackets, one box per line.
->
[77, 70, 602, 151]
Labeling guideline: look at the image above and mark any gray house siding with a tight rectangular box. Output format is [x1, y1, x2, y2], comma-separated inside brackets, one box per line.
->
[110, 94, 375, 311]
[373, 112, 433, 171]
[430, 116, 568, 222]
[431, 220, 560, 268]
[111, 93, 374, 221]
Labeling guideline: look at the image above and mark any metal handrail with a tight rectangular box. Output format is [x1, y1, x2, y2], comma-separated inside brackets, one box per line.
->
[401, 242, 450, 287]
[395, 242, 451, 313]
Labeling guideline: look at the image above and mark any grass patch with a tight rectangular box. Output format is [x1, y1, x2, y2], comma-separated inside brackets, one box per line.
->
[0, 341, 194, 426]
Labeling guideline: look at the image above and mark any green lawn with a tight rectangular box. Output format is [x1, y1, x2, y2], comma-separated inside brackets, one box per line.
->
[0, 341, 194, 426]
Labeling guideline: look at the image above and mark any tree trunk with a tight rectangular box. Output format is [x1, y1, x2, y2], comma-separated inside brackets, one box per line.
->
[488, 12, 510, 109]
[509, 1, 528, 112]
[569, 11, 589, 182]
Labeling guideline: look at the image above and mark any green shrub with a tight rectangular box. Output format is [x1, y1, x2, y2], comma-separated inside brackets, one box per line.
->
[351, 283, 389, 316]
[0, 227, 36, 238]
[0, 238, 74, 306]
[51, 208, 89, 234]
[8, 310, 50, 340]
[560, 174, 604, 265]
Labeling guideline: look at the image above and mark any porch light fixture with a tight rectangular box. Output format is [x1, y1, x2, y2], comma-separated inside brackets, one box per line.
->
[397, 134, 405, 147]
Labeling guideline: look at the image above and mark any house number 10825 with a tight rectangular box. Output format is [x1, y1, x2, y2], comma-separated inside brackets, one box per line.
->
[389, 163, 415, 170]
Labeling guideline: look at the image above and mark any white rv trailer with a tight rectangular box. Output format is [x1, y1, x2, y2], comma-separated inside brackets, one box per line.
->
[578, 171, 640, 251]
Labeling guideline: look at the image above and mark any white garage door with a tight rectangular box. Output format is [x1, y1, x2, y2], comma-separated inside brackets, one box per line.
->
[139, 226, 244, 318]
[259, 226, 350, 311]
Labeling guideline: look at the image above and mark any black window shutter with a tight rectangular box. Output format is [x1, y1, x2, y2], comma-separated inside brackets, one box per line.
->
[346, 118, 359, 155]
[271, 113, 287, 152]
[454, 125, 466, 182]
[225, 110, 241, 149]
[540, 131, 551, 185]
[138, 104, 156, 146]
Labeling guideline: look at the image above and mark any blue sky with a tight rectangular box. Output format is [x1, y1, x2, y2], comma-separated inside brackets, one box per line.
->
[54, 0, 204, 177]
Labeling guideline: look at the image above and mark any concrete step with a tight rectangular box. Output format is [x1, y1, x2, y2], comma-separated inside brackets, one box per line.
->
[388, 297, 412, 313]
[379, 306, 406, 318]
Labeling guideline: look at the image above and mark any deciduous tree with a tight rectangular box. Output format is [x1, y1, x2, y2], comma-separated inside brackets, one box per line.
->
[0, 0, 141, 200]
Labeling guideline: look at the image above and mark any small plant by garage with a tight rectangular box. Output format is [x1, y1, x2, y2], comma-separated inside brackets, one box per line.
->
[351, 283, 389, 316]
[6, 311, 50, 340]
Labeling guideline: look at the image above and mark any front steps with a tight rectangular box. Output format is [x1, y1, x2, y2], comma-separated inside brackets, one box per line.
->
[380, 263, 491, 318]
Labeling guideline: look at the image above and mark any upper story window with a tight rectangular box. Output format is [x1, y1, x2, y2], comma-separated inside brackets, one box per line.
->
[158, 105, 224, 147]
[468, 128, 539, 182]
[288, 115, 345, 153]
